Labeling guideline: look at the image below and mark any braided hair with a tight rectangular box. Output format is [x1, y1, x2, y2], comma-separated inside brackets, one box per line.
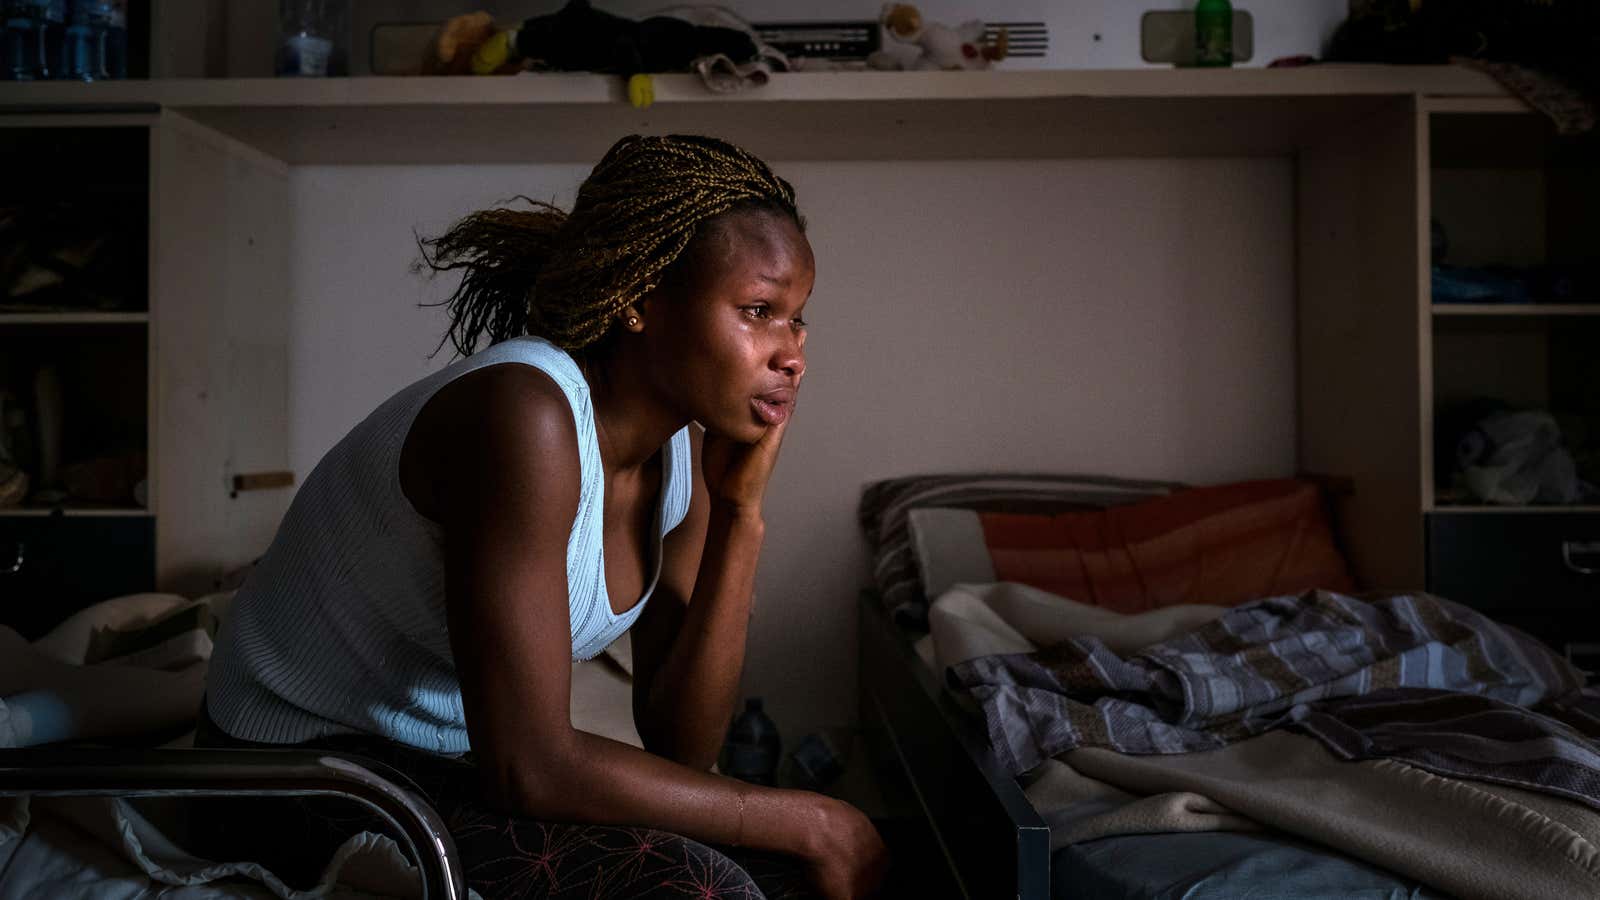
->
[419, 134, 802, 356]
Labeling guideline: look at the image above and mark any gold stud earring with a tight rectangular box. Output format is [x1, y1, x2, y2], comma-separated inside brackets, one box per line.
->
[625, 313, 641, 329]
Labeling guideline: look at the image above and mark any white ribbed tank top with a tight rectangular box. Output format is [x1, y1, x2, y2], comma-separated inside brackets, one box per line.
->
[205, 337, 692, 755]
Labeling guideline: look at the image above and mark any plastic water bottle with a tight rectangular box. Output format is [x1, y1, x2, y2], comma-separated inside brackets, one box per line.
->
[101, 0, 124, 78]
[277, 0, 347, 77]
[719, 698, 782, 785]
[62, 0, 115, 81]
[1194, 0, 1233, 68]
[3, 0, 64, 80]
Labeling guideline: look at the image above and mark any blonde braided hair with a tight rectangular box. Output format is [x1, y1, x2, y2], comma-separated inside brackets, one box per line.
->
[419, 134, 801, 356]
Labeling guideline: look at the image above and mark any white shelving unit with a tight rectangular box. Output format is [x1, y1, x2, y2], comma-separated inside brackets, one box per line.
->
[0, 313, 152, 325]
[0, 106, 290, 614]
[1433, 305, 1600, 317]
[10, 64, 1592, 636]
[2, 66, 1507, 163]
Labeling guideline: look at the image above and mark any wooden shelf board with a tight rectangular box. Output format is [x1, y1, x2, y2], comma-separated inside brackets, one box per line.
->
[0, 312, 150, 325]
[1423, 97, 1531, 116]
[0, 66, 1510, 164]
[1433, 304, 1600, 317]
[1428, 505, 1600, 515]
[0, 507, 153, 517]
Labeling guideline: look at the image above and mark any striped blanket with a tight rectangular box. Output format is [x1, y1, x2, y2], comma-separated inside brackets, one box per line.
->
[950, 589, 1600, 808]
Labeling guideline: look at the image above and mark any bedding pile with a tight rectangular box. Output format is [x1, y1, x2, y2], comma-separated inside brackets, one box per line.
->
[948, 586, 1595, 781]
[933, 581, 1600, 900]
[0, 591, 478, 899]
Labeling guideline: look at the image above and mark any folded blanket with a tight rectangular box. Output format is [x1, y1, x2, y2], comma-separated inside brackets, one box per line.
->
[1028, 730, 1600, 900]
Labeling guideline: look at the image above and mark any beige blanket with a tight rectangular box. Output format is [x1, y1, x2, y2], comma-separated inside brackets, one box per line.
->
[931, 582, 1600, 900]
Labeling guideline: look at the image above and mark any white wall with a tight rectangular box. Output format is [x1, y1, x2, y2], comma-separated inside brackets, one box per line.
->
[288, 156, 1296, 739]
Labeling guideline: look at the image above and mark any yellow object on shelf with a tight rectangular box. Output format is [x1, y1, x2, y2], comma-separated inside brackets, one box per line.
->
[627, 73, 655, 109]
[469, 29, 514, 75]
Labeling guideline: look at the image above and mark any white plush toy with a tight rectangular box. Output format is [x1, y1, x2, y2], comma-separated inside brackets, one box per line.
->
[866, 3, 1007, 71]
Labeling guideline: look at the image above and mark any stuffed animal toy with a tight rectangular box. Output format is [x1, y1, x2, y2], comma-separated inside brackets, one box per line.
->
[866, 3, 1007, 71]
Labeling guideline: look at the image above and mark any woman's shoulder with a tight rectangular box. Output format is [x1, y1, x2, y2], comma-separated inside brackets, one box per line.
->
[456, 336, 585, 395]
[413, 337, 591, 455]
[429, 360, 580, 452]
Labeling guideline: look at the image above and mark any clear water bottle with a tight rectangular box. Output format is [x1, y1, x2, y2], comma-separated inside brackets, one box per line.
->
[101, 0, 124, 78]
[3, 0, 64, 80]
[61, 0, 115, 81]
[719, 698, 782, 786]
[277, 0, 347, 77]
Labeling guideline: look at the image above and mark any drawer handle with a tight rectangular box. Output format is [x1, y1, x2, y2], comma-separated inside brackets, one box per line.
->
[4, 541, 22, 575]
[230, 471, 296, 498]
[1563, 541, 1600, 576]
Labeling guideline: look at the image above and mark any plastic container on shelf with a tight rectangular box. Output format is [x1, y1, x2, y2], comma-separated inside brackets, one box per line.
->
[1194, 0, 1233, 68]
[3, 0, 64, 80]
[61, 0, 118, 81]
[276, 0, 348, 77]
[101, 0, 123, 78]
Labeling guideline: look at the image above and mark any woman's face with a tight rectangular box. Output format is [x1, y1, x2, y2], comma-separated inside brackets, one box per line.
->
[642, 210, 815, 443]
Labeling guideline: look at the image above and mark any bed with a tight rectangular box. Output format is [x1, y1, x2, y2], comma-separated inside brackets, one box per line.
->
[856, 473, 1600, 900]
[0, 590, 474, 898]
[0, 579, 664, 899]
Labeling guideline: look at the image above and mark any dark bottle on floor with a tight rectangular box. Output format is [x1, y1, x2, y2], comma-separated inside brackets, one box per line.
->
[720, 698, 781, 785]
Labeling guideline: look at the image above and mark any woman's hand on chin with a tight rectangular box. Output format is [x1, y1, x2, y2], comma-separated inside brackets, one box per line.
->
[701, 416, 790, 517]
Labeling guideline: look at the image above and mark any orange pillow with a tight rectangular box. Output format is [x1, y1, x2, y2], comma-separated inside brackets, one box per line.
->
[977, 479, 1353, 613]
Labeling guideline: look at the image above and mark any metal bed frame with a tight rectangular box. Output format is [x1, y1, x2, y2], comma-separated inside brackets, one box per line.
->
[858, 592, 1049, 900]
[0, 747, 466, 900]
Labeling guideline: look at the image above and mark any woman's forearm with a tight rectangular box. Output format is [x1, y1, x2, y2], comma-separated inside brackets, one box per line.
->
[497, 727, 825, 857]
[637, 502, 764, 769]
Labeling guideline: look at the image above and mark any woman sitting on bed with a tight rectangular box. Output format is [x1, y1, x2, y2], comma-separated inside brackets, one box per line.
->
[201, 134, 887, 899]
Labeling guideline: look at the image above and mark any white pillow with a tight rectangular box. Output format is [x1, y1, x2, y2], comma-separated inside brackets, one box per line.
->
[906, 508, 997, 601]
[31, 593, 191, 664]
[31, 591, 238, 665]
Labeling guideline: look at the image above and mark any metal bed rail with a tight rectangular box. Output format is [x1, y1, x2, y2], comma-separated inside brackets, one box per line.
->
[858, 592, 1050, 899]
[0, 747, 466, 900]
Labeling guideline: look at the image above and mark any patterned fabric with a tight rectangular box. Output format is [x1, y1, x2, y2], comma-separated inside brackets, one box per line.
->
[194, 712, 815, 899]
[1456, 56, 1596, 134]
[950, 590, 1592, 790]
[1295, 687, 1600, 813]
[857, 473, 1180, 628]
[450, 808, 811, 900]
[975, 479, 1354, 613]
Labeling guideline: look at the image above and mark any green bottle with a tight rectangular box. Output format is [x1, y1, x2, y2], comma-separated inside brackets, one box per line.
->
[1195, 0, 1233, 67]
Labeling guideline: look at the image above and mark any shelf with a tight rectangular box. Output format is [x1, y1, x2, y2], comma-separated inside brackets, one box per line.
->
[0, 312, 149, 325]
[1433, 304, 1600, 317]
[1428, 505, 1600, 515]
[0, 66, 1512, 164]
[0, 507, 152, 518]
